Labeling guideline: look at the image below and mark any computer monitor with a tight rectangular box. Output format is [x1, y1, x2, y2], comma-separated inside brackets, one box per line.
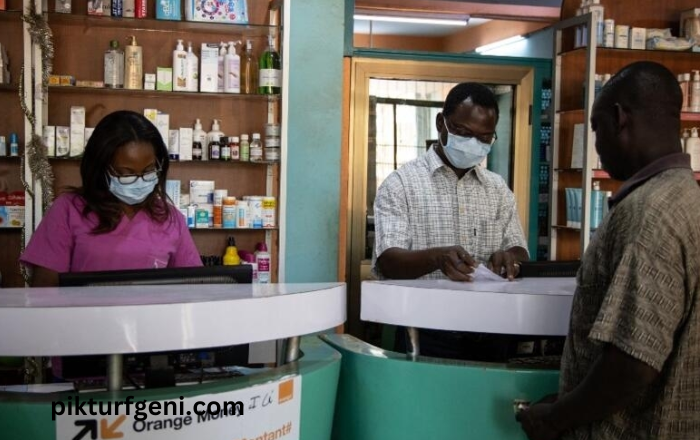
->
[58, 264, 253, 287]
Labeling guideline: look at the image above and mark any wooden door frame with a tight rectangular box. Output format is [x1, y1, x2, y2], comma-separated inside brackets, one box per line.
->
[344, 57, 535, 336]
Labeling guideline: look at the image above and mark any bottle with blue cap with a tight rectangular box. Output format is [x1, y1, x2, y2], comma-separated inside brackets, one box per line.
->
[9, 133, 18, 157]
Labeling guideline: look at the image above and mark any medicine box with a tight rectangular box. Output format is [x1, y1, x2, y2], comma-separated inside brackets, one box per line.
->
[199, 43, 218, 93]
[179, 127, 193, 161]
[155, 113, 170, 145]
[56, 126, 70, 157]
[0, 191, 25, 228]
[189, 180, 215, 205]
[185, 0, 248, 24]
[157, 0, 181, 20]
[43, 126, 56, 157]
[157, 67, 173, 91]
[166, 180, 181, 207]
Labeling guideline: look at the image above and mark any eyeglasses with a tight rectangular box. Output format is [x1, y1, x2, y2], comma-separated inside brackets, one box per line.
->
[108, 163, 162, 185]
[445, 119, 498, 146]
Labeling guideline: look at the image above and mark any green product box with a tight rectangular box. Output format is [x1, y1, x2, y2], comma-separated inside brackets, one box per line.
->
[156, 67, 173, 91]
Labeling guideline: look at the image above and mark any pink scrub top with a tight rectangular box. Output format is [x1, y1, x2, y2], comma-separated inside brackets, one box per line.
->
[20, 193, 202, 272]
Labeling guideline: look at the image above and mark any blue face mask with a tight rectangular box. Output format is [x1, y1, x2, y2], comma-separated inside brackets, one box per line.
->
[108, 175, 158, 205]
[440, 121, 493, 169]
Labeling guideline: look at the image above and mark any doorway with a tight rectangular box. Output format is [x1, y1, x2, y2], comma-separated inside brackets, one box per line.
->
[346, 57, 535, 339]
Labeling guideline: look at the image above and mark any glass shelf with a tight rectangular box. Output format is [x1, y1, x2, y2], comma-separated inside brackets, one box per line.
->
[47, 12, 277, 37]
[48, 156, 280, 166]
[48, 86, 279, 101]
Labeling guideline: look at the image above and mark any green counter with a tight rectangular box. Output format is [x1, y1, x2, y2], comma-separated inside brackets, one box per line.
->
[0, 336, 340, 440]
[323, 334, 559, 440]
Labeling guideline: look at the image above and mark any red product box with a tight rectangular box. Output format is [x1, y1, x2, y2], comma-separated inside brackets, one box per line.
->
[136, 0, 147, 18]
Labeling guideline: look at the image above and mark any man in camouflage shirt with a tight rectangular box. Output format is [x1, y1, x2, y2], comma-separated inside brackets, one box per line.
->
[518, 61, 700, 439]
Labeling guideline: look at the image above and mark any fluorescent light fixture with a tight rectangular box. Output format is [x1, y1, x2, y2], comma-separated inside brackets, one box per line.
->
[475, 35, 525, 53]
[353, 14, 468, 27]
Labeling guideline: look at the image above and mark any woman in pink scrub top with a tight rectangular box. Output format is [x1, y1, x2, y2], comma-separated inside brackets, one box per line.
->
[20, 110, 202, 286]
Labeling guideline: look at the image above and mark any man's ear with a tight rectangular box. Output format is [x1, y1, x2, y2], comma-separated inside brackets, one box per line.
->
[436, 112, 444, 133]
[614, 103, 629, 130]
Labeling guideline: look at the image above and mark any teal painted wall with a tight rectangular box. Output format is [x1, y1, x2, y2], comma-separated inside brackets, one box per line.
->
[284, 0, 345, 282]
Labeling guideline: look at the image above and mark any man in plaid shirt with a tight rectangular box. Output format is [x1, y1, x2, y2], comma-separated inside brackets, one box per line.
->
[372, 82, 529, 359]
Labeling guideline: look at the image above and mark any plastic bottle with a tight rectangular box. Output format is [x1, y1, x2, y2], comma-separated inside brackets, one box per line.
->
[220, 136, 231, 161]
[589, 0, 604, 47]
[250, 133, 263, 162]
[241, 253, 258, 283]
[590, 181, 602, 229]
[209, 138, 220, 160]
[240, 134, 250, 162]
[255, 242, 271, 284]
[217, 42, 227, 93]
[230, 136, 240, 161]
[173, 39, 188, 92]
[104, 40, 124, 88]
[193, 118, 207, 158]
[258, 35, 281, 95]
[222, 236, 241, 265]
[241, 39, 258, 94]
[684, 73, 692, 111]
[224, 41, 240, 94]
[687, 127, 700, 171]
[186, 41, 199, 92]
[206, 119, 224, 162]
[9, 133, 18, 157]
[691, 70, 700, 113]
[124, 35, 143, 90]
[682, 128, 691, 150]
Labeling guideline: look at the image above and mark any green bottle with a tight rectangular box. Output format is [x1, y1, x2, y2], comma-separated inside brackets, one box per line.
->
[258, 35, 281, 95]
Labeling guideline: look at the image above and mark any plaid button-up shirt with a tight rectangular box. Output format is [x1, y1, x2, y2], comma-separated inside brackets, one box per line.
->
[372, 145, 527, 280]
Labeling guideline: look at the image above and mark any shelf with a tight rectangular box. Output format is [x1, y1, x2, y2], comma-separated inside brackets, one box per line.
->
[49, 157, 280, 166]
[189, 228, 278, 231]
[681, 112, 700, 122]
[0, 227, 23, 231]
[553, 169, 610, 179]
[48, 86, 280, 101]
[0, 84, 18, 92]
[46, 12, 277, 37]
[552, 225, 582, 232]
[558, 46, 700, 58]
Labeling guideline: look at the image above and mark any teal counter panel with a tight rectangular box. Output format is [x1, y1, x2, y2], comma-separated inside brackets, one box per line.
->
[0, 336, 340, 440]
[323, 334, 559, 440]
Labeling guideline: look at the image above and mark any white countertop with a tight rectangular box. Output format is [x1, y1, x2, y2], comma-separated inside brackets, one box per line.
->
[0, 283, 346, 356]
[361, 278, 575, 336]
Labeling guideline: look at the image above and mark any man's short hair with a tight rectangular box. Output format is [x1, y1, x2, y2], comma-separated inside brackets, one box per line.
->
[600, 61, 682, 118]
[443, 83, 499, 121]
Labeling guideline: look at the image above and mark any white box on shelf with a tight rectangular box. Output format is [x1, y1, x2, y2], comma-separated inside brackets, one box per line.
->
[179, 127, 193, 161]
[43, 126, 56, 157]
[56, 126, 70, 157]
[189, 180, 215, 205]
[200, 43, 219, 93]
[166, 180, 181, 207]
[630, 28, 646, 50]
[84, 127, 95, 147]
[69, 127, 85, 157]
[70, 106, 86, 127]
[155, 113, 169, 144]
[571, 123, 584, 169]
[143, 108, 158, 124]
[168, 129, 180, 159]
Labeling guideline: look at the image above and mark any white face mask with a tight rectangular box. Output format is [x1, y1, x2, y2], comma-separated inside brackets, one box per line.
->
[440, 121, 492, 169]
[108, 174, 158, 205]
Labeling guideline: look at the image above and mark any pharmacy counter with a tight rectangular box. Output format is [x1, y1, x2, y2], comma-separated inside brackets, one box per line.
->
[0, 283, 345, 440]
[323, 278, 576, 440]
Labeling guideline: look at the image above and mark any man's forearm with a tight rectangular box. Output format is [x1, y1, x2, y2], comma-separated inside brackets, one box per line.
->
[547, 345, 658, 432]
[376, 248, 438, 279]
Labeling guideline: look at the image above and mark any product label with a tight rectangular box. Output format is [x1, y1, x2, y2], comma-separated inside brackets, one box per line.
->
[259, 69, 281, 88]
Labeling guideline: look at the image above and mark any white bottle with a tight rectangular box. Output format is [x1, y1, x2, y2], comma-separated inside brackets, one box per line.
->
[224, 41, 240, 94]
[250, 133, 263, 162]
[206, 119, 225, 162]
[691, 70, 700, 113]
[172, 39, 188, 92]
[217, 42, 226, 93]
[255, 242, 271, 284]
[186, 41, 199, 92]
[684, 73, 692, 111]
[682, 128, 691, 150]
[687, 127, 700, 171]
[193, 118, 207, 158]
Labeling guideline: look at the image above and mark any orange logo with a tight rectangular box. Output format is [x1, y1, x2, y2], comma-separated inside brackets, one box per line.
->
[278, 379, 294, 404]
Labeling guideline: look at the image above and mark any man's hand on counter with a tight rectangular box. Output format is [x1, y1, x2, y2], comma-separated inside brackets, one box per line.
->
[432, 245, 477, 281]
[516, 401, 563, 440]
[488, 247, 528, 281]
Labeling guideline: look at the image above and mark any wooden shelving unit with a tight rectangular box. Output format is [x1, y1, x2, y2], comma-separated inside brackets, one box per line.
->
[551, 0, 700, 261]
[0, 0, 284, 285]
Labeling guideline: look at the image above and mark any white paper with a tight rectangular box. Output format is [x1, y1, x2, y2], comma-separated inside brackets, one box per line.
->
[473, 264, 508, 282]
